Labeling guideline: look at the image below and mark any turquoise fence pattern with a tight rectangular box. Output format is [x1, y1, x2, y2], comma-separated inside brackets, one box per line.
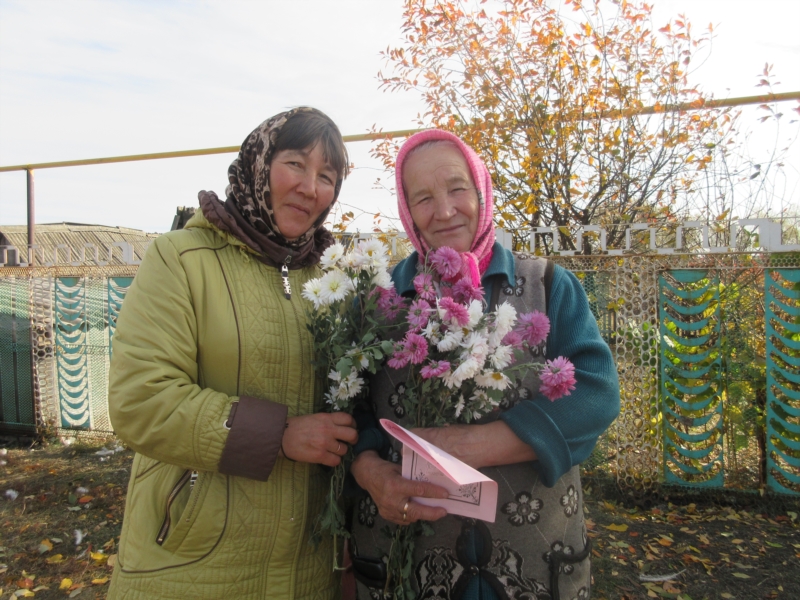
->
[107, 277, 133, 359]
[55, 277, 89, 428]
[765, 269, 800, 495]
[54, 277, 133, 430]
[659, 270, 724, 488]
[0, 277, 34, 428]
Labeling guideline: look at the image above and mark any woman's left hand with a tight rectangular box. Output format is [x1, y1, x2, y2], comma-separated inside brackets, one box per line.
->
[412, 421, 537, 470]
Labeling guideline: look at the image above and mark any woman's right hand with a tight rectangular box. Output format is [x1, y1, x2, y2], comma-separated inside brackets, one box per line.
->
[350, 450, 449, 525]
[281, 412, 358, 467]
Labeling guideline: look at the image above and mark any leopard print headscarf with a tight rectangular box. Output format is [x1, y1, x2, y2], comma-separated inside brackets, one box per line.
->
[225, 107, 342, 250]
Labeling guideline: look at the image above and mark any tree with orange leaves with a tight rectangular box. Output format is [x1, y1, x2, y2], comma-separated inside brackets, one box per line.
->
[372, 0, 741, 252]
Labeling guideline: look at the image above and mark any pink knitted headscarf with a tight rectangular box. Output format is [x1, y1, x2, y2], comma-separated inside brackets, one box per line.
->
[396, 130, 496, 287]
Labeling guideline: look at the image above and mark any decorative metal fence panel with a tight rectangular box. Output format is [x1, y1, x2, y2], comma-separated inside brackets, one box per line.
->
[659, 270, 724, 488]
[765, 268, 800, 495]
[0, 267, 137, 436]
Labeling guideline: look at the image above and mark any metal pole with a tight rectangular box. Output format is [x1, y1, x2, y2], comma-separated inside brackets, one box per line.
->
[26, 169, 35, 266]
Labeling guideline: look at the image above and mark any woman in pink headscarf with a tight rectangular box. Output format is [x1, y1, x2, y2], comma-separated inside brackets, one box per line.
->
[348, 130, 619, 600]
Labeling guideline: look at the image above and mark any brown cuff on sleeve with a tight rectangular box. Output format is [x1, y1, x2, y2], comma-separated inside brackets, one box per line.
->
[218, 396, 288, 481]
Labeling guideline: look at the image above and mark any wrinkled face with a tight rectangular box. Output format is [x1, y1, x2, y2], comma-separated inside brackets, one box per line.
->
[403, 144, 480, 253]
[269, 143, 337, 241]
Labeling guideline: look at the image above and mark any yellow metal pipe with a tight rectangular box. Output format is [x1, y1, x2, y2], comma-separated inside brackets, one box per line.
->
[0, 145, 240, 172]
[0, 129, 422, 173]
[1, 93, 797, 173]
[593, 90, 800, 120]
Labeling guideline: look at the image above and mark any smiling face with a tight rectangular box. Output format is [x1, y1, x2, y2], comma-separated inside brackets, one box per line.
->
[269, 143, 337, 241]
[403, 143, 480, 253]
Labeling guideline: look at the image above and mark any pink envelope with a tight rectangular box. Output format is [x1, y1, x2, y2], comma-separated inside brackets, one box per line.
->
[380, 419, 498, 522]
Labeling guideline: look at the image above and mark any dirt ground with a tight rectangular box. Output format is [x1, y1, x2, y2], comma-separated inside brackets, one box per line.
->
[583, 479, 800, 600]
[1, 440, 798, 599]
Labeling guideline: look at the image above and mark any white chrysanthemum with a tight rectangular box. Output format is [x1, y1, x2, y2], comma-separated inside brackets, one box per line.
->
[443, 370, 462, 389]
[346, 345, 370, 369]
[343, 369, 364, 398]
[302, 278, 326, 309]
[444, 356, 481, 388]
[456, 356, 482, 379]
[421, 320, 441, 342]
[454, 394, 466, 418]
[437, 328, 464, 352]
[342, 251, 364, 269]
[320, 243, 346, 270]
[489, 344, 514, 370]
[468, 388, 495, 421]
[371, 269, 393, 290]
[355, 238, 389, 271]
[475, 370, 511, 390]
[331, 368, 363, 402]
[488, 303, 516, 347]
[495, 302, 517, 331]
[461, 331, 490, 365]
[325, 387, 339, 408]
[319, 269, 353, 304]
[467, 300, 483, 329]
[470, 388, 490, 404]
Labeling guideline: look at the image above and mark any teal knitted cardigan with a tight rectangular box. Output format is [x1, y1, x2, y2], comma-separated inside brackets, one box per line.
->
[362, 243, 620, 487]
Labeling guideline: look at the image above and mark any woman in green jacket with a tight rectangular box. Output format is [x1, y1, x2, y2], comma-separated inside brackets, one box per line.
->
[107, 107, 358, 600]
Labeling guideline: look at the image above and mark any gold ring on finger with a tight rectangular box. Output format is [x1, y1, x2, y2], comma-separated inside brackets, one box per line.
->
[403, 501, 410, 521]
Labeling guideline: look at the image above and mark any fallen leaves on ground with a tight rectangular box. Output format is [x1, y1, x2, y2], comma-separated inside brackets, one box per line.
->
[3, 441, 799, 599]
[1, 441, 130, 598]
[586, 485, 799, 600]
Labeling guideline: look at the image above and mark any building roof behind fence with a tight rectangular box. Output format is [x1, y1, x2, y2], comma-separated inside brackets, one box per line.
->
[0, 222, 159, 266]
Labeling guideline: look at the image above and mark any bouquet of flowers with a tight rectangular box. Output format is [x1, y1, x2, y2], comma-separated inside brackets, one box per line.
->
[302, 238, 399, 567]
[379, 246, 577, 598]
[385, 245, 576, 429]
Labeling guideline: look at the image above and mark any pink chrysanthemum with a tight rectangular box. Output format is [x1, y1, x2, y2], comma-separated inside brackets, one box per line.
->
[413, 273, 436, 302]
[377, 287, 407, 320]
[439, 297, 470, 327]
[539, 356, 576, 401]
[405, 332, 429, 365]
[387, 342, 411, 370]
[420, 360, 451, 379]
[452, 278, 484, 304]
[439, 285, 454, 299]
[429, 247, 462, 279]
[516, 311, 550, 347]
[375, 286, 395, 310]
[408, 299, 433, 329]
[501, 330, 524, 350]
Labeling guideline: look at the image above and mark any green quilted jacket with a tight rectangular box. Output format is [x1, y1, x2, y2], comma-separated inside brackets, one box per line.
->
[107, 209, 338, 599]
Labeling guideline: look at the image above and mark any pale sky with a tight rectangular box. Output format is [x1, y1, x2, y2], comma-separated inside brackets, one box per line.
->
[1, 0, 798, 233]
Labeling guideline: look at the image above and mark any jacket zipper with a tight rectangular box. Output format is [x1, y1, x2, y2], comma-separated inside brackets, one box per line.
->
[156, 470, 193, 545]
[287, 289, 311, 524]
[281, 255, 292, 300]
